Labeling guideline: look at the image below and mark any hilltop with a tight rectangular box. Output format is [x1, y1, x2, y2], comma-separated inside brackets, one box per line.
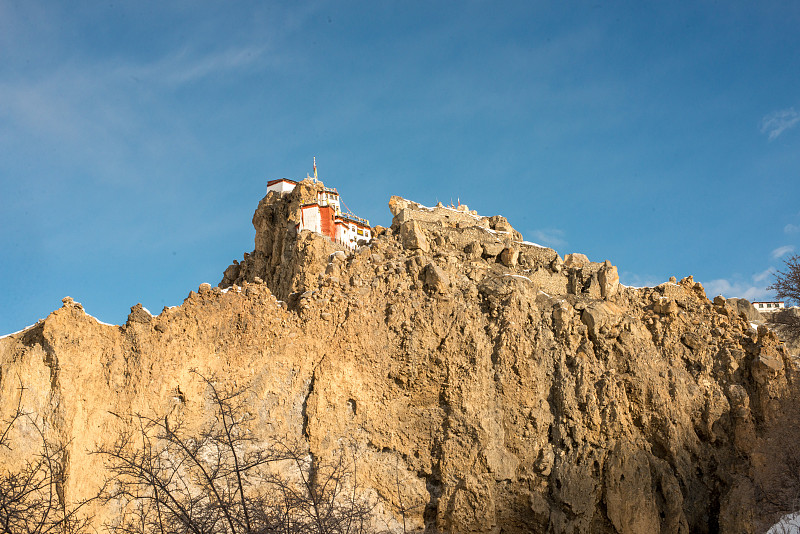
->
[1, 178, 798, 533]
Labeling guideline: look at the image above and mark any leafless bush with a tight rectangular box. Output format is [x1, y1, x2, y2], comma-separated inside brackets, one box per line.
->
[384, 456, 425, 534]
[768, 254, 800, 307]
[0, 382, 93, 533]
[98, 372, 374, 534]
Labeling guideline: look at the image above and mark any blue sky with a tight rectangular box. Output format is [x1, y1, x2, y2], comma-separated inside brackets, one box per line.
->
[2, 1, 799, 334]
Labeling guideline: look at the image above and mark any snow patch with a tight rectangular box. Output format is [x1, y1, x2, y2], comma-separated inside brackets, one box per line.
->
[516, 240, 547, 248]
[482, 227, 509, 235]
[396, 197, 485, 219]
[396, 198, 434, 212]
[0, 322, 40, 340]
[438, 204, 483, 220]
[86, 313, 117, 327]
[220, 286, 242, 294]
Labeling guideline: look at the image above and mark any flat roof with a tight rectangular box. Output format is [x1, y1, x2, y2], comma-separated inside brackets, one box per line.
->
[267, 178, 298, 187]
[336, 214, 370, 227]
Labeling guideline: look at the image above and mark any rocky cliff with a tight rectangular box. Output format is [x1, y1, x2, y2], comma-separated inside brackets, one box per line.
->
[1, 179, 798, 533]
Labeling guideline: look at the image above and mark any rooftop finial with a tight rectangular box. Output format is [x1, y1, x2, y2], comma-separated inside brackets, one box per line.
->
[313, 157, 318, 182]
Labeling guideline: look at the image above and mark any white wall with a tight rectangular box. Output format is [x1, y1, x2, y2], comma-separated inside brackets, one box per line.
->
[754, 302, 785, 311]
[300, 205, 322, 234]
[317, 190, 341, 213]
[267, 180, 297, 195]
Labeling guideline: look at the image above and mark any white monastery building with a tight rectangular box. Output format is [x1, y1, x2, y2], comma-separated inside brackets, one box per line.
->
[266, 160, 372, 250]
[752, 301, 786, 312]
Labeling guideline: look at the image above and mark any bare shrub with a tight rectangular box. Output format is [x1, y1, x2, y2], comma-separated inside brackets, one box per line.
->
[0, 382, 94, 533]
[768, 254, 800, 307]
[98, 372, 374, 534]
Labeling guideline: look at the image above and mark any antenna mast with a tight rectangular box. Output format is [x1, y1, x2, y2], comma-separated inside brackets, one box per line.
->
[313, 157, 318, 182]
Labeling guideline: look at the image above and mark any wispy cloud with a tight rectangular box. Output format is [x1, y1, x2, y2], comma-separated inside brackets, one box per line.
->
[772, 245, 795, 259]
[0, 72, 190, 187]
[761, 107, 800, 141]
[785, 223, 800, 234]
[526, 228, 567, 248]
[120, 45, 268, 87]
[752, 267, 774, 283]
[703, 278, 771, 301]
[0, 40, 272, 188]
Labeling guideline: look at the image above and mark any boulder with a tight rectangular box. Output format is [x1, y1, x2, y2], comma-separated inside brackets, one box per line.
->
[598, 262, 620, 299]
[681, 332, 705, 351]
[563, 253, 590, 269]
[751, 347, 785, 385]
[61, 296, 83, 310]
[490, 216, 514, 234]
[388, 195, 410, 216]
[581, 301, 623, 337]
[399, 220, 429, 252]
[423, 263, 450, 293]
[126, 303, 153, 325]
[653, 297, 679, 315]
[499, 246, 519, 268]
[464, 241, 482, 259]
[727, 298, 763, 322]
[482, 241, 505, 257]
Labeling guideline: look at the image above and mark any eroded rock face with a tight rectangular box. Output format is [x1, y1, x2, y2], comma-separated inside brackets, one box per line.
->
[400, 220, 430, 253]
[765, 308, 800, 362]
[1, 190, 798, 533]
[219, 178, 343, 301]
[727, 297, 764, 323]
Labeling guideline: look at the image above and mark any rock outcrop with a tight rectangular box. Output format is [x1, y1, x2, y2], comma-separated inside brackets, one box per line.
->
[2, 186, 799, 533]
[766, 307, 800, 363]
[726, 297, 765, 324]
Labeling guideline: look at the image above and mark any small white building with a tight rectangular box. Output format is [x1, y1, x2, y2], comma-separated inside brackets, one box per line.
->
[266, 173, 371, 250]
[266, 178, 299, 195]
[333, 214, 371, 248]
[752, 301, 786, 312]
